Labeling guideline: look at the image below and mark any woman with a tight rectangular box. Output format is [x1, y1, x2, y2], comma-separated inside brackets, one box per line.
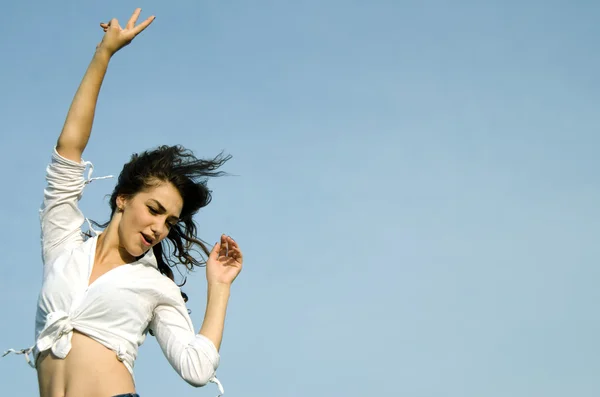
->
[3, 8, 242, 397]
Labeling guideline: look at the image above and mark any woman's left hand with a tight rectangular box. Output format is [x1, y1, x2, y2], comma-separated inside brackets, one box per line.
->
[97, 8, 155, 56]
[206, 235, 243, 286]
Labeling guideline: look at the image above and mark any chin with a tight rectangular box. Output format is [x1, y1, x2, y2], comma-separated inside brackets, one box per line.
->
[125, 244, 148, 259]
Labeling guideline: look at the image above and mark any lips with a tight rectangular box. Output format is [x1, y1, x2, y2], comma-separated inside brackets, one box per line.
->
[141, 233, 153, 246]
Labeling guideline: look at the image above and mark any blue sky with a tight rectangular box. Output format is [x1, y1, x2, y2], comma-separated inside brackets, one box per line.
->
[1, 1, 599, 396]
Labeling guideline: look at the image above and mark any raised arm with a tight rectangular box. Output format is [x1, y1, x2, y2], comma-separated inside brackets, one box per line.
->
[40, 9, 155, 264]
[56, 8, 155, 162]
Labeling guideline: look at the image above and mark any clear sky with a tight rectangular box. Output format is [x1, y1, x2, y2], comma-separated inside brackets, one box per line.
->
[1, 1, 599, 396]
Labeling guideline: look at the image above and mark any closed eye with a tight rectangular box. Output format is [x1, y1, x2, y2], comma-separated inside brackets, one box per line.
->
[148, 205, 178, 228]
[147, 199, 180, 226]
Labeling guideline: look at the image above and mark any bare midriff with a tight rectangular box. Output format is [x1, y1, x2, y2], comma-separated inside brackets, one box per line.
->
[37, 330, 135, 397]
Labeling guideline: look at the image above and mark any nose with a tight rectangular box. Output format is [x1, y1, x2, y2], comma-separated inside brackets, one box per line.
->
[150, 221, 166, 239]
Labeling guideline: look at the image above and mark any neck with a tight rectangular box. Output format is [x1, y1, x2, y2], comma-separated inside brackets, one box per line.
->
[95, 216, 136, 266]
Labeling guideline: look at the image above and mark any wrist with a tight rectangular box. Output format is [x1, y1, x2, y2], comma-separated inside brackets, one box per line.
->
[207, 283, 231, 302]
[207, 282, 231, 294]
[94, 46, 113, 61]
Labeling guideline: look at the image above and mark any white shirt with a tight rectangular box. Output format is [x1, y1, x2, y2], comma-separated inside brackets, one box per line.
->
[4, 148, 224, 395]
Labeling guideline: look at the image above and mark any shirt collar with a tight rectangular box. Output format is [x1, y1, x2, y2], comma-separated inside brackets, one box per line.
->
[136, 246, 159, 269]
[90, 234, 159, 269]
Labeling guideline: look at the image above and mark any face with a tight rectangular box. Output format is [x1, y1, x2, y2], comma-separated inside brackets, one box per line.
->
[116, 182, 183, 258]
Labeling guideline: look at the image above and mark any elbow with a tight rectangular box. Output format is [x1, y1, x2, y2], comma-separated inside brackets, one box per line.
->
[181, 362, 217, 387]
[184, 373, 214, 388]
[179, 344, 220, 387]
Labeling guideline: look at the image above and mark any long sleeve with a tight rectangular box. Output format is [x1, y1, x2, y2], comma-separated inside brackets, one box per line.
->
[39, 147, 88, 265]
[150, 286, 221, 388]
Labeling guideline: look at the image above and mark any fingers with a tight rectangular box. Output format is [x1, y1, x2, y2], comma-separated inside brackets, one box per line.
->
[214, 235, 233, 258]
[99, 10, 153, 35]
[132, 15, 156, 36]
[218, 234, 229, 257]
[209, 241, 221, 260]
[228, 245, 243, 263]
[126, 8, 142, 29]
[228, 238, 239, 250]
[100, 18, 119, 32]
[219, 244, 242, 262]
[215, 235, 243, 264]
[109, 18, 120, 29]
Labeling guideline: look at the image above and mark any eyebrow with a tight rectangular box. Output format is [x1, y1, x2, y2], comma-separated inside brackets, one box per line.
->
[148, 199, 180, 222]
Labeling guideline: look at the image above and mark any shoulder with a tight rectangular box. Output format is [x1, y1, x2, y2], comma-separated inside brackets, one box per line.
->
[137, 266, 185, 302]
[132, 251, 188, 306]
[43, 232, 95, 268]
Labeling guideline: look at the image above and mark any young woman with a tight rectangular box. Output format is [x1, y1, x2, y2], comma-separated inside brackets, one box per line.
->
[3, 8, 242, 397]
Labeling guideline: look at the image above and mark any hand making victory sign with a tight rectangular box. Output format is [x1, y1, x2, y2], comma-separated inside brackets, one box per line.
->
[97, 8, 155, 56]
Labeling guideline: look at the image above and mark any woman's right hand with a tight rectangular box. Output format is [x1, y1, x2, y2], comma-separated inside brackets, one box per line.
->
[97, 8, 155, 56]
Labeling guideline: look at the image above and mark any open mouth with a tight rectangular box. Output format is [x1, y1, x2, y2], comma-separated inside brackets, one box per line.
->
[141, 233, 153, 246]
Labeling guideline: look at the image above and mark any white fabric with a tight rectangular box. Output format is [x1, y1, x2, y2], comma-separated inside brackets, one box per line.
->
[4, 148, 223, 394]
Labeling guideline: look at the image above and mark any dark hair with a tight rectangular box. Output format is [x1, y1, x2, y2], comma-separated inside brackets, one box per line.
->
[93, 145, 231, 302]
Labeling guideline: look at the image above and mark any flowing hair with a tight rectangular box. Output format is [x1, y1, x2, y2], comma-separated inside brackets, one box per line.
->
[93, 145, 231, 302]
